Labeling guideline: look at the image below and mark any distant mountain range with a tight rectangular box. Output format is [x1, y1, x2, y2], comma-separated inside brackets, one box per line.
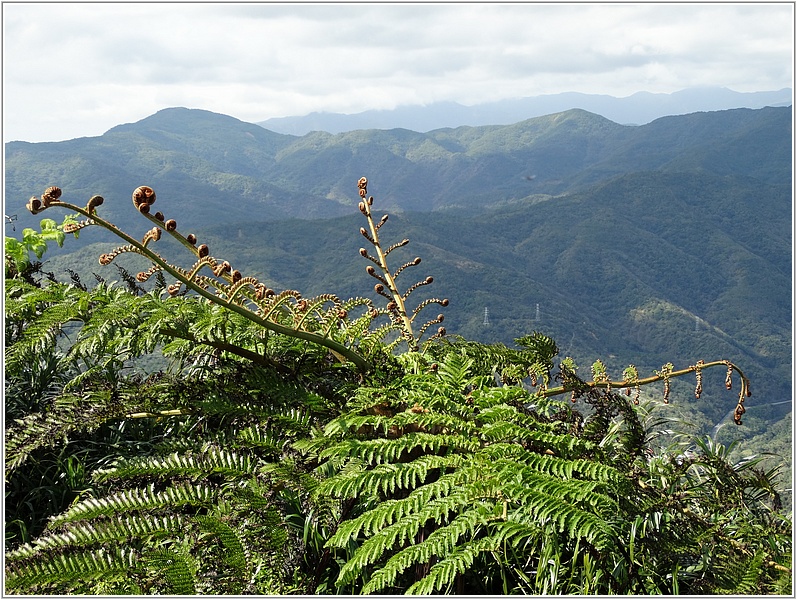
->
[257, 87, 792, 135]
[6, 105, 789, 237]
[5, 105, 791, 424]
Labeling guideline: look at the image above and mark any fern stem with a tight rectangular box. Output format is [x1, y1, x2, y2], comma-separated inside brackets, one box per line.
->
[158, 327, 290, 374]
[125, 408, 193, 419]
[542, 360, 747, 397]
[542, 359, 750, 422]
[360, 201, 417, 350]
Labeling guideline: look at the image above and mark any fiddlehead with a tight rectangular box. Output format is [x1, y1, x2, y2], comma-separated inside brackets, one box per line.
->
[356, 177, 448, 352]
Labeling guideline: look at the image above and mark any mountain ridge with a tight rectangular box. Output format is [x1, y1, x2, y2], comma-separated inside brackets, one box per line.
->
[5, 105, 789, 238]
[257, 87, 793, 135]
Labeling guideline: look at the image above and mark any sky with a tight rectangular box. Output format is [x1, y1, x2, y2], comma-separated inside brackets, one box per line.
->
[2, 2, 794, 143]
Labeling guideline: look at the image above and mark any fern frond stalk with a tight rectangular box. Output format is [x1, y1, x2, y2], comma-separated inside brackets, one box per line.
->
[543, 359, 750, 424]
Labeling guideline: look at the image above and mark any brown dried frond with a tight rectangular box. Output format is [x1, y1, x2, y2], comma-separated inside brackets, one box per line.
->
[402, 276, 433, 300]
[254, 284, 274, 301]
[98, 244, 136, 266]
[213, 261, 232, 277]
[63, 218, 95, 234]
[136, 265, 162, 282]
[694, 359, 704, 399]
[142, 227, 162, 247]
[385, 238, 410, 255]
[365, 265, 389, 287]
[393, 257, 421, 279]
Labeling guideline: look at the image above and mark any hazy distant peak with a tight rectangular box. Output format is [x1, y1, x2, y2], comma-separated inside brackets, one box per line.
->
[257, 88, 792, 135]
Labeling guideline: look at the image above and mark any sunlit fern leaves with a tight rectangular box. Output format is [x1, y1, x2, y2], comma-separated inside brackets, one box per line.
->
[6, 515, 183, 561]
[5, 547, 139, 592]
[306, 351, 630, 594]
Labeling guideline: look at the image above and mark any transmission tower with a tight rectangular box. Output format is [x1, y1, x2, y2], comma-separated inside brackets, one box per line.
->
[483, 307, 489, 326]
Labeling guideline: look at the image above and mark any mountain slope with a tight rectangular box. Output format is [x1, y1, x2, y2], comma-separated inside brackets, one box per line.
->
[39, 166, 790, 425]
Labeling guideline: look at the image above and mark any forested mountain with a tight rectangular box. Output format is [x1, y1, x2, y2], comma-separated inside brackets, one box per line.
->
[5, 105, 789, 235]
[6, 105, 792, 425]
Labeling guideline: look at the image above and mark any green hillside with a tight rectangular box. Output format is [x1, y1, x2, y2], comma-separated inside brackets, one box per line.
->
[6, 106, 789, 235]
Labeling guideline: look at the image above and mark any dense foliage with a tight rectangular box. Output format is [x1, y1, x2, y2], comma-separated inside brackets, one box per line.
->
[4, 179, 791, 594]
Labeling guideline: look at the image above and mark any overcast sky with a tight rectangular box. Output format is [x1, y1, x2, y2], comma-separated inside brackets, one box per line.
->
[3, 2, 793, 143]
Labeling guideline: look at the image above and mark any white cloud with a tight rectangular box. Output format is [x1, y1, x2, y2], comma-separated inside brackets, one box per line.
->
[2, 2, 793, 142]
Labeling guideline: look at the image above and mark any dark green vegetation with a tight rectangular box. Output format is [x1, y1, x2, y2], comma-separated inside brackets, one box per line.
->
[4, 106, 792, 593]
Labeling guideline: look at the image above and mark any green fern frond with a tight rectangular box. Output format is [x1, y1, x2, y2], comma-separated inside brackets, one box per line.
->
[5, 547, 138, 591]
[195, 515, 252, 578]
[237, 424, 287, 454]
[405, 534, 502, 595]
[499, 469, 617, 514]
[145, 547, 196, 594]
[332, 410, 480, 439]
[91, 446, 255, 482]
[335, 491, 481, 587]
[482, 442, 624, 483]
[503, 489, 614, 550]
[6, 515, 183, 560]
[319, 432, 479, 465]
[479, 417, 594, 456]
[361, 505, 492, 594]
[49, 483, 216, 526]
[5, 389, 126, 472]
[319, 453, 465, 499]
